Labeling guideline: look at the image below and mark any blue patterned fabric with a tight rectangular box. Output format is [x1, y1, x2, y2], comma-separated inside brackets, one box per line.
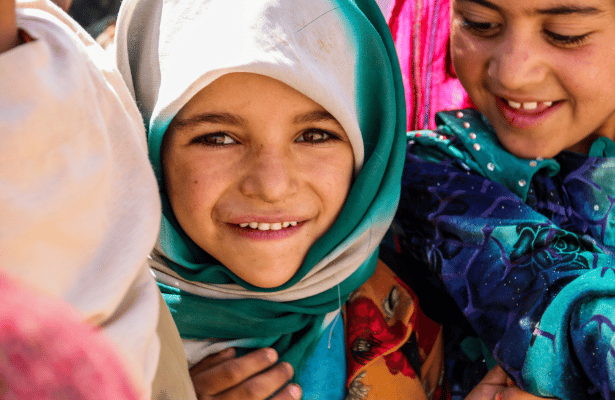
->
[397, 109, 615, 400]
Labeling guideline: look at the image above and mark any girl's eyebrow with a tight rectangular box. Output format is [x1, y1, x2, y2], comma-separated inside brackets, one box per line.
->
[458, 0, 604, 15]
[172, 112, 247, 129]
[294, 110, 343, 128]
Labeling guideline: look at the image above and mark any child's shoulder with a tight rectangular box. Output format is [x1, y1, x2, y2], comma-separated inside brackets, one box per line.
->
[406, 108, 560, 201]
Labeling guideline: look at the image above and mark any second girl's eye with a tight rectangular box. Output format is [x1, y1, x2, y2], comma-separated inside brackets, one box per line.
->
[544, 30, 591, 48]
[190, 132, 237, 146]
[461, 16, 500, 36]
[296, 129, 337, 144]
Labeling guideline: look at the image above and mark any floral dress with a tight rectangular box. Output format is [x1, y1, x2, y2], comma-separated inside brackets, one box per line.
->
[396, 109, 615, 400]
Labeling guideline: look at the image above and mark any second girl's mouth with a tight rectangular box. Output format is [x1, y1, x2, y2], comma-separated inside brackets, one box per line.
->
[496, 97, 564, 129]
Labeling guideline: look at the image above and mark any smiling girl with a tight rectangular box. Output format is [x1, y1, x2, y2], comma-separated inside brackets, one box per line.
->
[395, 0, 615, 399]
[115, 0, 447, 398]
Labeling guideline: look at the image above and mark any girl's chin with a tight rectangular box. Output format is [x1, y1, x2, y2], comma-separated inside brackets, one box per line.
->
[226, 259, 303, 288]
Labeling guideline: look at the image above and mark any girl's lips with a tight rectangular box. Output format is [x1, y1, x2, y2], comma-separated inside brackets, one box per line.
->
[496, 97, 563, 129]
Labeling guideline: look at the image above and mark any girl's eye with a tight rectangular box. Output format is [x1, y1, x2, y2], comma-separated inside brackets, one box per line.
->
[544, 30, 591, 48]
[461, 17, 500, 36]
[296, 129, 337, 144]
[190, 132, 236, 146]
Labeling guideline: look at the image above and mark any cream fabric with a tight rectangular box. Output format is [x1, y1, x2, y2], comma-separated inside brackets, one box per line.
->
[1, 1, 162, 396]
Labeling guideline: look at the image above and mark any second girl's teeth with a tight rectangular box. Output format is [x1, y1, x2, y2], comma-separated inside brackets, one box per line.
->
[239, 221, 299, 230]
[508, 100, 522, 109]
[506, 99, 554, 110]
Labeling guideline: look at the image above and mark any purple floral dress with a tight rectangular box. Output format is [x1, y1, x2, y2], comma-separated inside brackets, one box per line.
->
[396, 109, 615, 400]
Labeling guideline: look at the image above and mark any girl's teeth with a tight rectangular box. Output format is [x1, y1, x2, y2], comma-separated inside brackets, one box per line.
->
[523, 102, 537, 110]
[238, 221, 299, 230]
[543, 101, 553, 107]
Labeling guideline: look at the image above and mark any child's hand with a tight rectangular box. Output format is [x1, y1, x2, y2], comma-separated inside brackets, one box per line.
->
[190, 347, 302, 400]
[465, 365, 552, 400]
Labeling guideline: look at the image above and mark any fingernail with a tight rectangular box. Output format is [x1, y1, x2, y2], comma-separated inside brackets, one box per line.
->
[282, 361, 294, 376]
[288, 384, 302, 399]
[264, 348, 278, 363]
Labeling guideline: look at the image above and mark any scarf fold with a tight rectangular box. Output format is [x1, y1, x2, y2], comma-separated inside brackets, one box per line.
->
[116, 0, 406, 372]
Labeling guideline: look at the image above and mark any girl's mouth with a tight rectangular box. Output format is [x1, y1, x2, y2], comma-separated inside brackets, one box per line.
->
[496, 97, 563, 129]
[229, 219, 306, 240]
[237, 221, 298, 231]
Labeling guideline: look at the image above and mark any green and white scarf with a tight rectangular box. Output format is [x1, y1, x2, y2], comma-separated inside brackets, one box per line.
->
[116, 0, 406, 372]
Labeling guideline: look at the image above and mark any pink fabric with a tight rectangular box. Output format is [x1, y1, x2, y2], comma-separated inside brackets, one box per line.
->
[0, 272, 143, 400]
[388, 0, 473, 131]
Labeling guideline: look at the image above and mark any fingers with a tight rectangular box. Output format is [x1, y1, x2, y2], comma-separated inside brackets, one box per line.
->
[214, 362, 299, 400]
[464, 366, 510, 400]
[481, 365, 510, 386]
[496, 386, 556, 400]
[190, 348, 237, 377]
[191, 348, 297, 400]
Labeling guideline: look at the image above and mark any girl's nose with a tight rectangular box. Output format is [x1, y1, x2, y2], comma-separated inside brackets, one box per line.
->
[487, 36, 548, 91]
[239, 147, 299, 203]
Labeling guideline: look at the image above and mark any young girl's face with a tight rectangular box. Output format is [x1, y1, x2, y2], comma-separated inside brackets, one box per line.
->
[451, 0, 615, 158]
[162, 73, 354, 288]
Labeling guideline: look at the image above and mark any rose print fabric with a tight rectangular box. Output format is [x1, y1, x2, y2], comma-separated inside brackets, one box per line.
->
[344, 259, 447, 400]
[397, 109, 615, 399]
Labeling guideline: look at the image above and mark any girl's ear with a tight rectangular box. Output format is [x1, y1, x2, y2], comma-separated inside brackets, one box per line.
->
[0, 0, 20, 54]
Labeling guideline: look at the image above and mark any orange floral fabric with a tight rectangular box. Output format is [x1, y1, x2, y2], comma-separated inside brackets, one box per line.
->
[344, 260, 448, 400]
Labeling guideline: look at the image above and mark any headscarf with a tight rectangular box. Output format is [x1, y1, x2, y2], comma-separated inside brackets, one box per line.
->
[2, 0, 162, 395]
[116, 0, 406, 372]
[388, 0, 473, 131]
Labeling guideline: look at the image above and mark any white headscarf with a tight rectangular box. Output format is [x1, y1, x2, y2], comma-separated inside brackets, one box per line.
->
[1, 1, 162, 395]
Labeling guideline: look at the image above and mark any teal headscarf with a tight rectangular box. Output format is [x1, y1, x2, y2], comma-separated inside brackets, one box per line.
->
[116, 0, 406, 372]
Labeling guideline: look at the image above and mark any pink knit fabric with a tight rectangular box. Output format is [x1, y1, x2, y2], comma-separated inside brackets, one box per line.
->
[0, 273, 143, 400]
[388, 0, 473, 131]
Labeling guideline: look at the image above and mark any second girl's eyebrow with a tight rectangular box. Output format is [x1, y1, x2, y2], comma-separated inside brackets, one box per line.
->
[458, 0, 604, 16]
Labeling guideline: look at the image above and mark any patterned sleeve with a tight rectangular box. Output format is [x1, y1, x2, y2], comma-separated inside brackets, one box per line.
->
[397, 140, 615, 400]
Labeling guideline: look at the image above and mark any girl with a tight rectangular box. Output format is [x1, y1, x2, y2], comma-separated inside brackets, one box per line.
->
[115, 0, 446, 398]
[395, 0, 615, 399]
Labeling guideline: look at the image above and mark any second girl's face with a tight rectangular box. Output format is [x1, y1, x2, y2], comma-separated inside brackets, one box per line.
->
[451, 0, 615, 158]
[162, 73, 354, 288]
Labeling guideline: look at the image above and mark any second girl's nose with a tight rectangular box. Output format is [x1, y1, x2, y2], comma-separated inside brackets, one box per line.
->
[487, 36, 548, 92]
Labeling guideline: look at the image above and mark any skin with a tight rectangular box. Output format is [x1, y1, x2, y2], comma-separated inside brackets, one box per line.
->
[162, 72, 354, 289]
[189, 348, 301, 400]
[450, 0, 615, 158]
[465, 366, 552, 400]
[0, 0, 20, 53]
